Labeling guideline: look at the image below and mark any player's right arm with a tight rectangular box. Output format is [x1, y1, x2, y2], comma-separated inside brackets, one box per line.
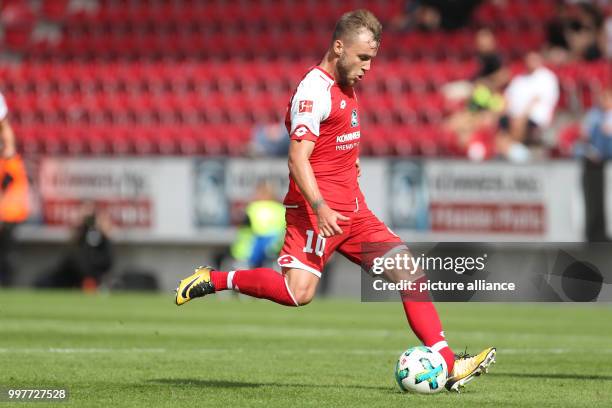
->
[287, 72, 349, 238]
[288, 139, 348, 238]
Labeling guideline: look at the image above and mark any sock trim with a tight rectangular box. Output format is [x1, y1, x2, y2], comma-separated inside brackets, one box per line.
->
[283, 277, 300, 306]
[430, 340, 449, 352]
[227, 271, 235, 290]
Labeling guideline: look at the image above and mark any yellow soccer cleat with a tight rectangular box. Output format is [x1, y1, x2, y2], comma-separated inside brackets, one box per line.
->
[445, 347, 496, 392]
[175, 266, 216, 306]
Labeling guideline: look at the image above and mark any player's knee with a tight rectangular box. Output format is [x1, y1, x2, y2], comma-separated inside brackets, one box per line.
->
[288, 284, 316, 306]
[284, 268, 319, 306]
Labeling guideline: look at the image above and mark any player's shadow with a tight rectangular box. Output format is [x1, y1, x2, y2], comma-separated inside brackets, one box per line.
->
[495, 372, 612, 381]
[150, 378, 393, 392]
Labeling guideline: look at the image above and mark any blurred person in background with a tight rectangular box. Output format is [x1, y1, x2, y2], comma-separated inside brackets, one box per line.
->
[546, 1, 606, 64]
[230, 181, 286, 270]
[249, 122, 290, 157]
[471, 28, 509, 91]
[604, 11, 612, 59]
[577, 88, 612, 161]
[0, 91, 29, 287]
[36, 203, 114, 290]
[567, 1, 605, 61]
[443, 28, 507, 160]
[496, 52, 559, 162]
[390, 0, 482, 32]
[546, 2, 577, 63]
[575, 88, 612, 241]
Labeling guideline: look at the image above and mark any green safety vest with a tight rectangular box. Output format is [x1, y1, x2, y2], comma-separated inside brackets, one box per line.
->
[230, 200, 286, 261]
[245, 200, 286, 235]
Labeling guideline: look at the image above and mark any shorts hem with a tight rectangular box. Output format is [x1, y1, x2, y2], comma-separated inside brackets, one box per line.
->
[277, 254, 322, 278]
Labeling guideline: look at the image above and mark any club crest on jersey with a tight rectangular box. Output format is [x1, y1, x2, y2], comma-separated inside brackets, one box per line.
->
[351, 109, 359, 127]
[340, 100, 347, 109]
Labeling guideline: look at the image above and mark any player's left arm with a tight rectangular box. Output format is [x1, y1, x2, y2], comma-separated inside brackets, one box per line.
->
[356, 158, 361, 177]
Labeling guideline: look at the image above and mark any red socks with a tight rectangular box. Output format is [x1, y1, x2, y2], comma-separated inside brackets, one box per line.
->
[210, 268, 298, 307]
[402, 300, 455, 373]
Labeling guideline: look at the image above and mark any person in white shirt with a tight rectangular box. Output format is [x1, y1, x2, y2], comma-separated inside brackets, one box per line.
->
[497, 52, 559, 162]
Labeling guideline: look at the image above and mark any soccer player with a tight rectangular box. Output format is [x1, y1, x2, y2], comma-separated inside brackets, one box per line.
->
[176, 9, 495, 391]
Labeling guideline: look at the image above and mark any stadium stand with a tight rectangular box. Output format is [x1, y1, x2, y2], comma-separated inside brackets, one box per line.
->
[0, 0, 609, 157]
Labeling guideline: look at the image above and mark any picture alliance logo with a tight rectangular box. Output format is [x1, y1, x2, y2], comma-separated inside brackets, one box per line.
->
[371, 253, 488, 275]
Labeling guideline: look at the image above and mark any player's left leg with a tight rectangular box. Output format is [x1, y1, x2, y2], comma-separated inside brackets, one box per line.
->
[396, 269, 496, 392]
[336, 210, 456, 370]
[446, 347, 496, 392]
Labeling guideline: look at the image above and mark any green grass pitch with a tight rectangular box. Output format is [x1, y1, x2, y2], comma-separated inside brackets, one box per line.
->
[1, 290, 611, 407]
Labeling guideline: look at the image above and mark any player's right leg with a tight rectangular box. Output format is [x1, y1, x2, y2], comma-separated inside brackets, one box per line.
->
[175, 265, 216, 305]
[282, 267, 320, 305]
[176, 209, 334, 307]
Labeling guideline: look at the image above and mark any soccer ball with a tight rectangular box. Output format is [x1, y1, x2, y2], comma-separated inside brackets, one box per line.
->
[395, 346, 448, 394]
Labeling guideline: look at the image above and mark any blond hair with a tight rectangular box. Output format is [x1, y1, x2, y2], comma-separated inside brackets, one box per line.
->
[332, 9, 382, 45]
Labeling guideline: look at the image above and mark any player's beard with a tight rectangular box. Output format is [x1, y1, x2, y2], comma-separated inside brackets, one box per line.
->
[336, 53, 352, 87]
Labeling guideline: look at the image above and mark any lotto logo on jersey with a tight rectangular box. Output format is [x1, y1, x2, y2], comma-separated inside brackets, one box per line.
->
[293, 125, 309, 138]
[298, 100, 313, 113]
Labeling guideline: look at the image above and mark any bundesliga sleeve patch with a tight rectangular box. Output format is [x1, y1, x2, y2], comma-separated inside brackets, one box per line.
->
[298, 100, 313, 113]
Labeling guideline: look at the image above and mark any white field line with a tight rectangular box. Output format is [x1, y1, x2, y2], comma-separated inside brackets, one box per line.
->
[1, 321, 609, 342]
[0, 347, 611, 355]
[0, 348, 168, 353]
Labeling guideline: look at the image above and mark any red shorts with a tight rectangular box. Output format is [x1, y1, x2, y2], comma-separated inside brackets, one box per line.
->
[277, 206, 403, 277]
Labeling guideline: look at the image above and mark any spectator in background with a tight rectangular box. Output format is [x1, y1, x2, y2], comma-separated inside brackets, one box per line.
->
[391, 0, 482, 32]
[546, 2, 575, 63]
[546, 1, 605, 64]
[496, 52, 559, 162]
[602, 10, 612, 59]
[569, 1, 605, 61]
[472, 28, 509, 91]
[0, 91, 29, 287]
[577, 88, 612, 161]
[443, 29, 508, 160]
[230, 181, 285, 269]
[35, 203, 114, 290]
[576, 88, 612, 241]
[250, 122, 290, 157]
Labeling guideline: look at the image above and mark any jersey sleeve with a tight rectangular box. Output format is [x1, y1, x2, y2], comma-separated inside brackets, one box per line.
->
[0, 92, 8, 121]
[288, 74, 332, 142]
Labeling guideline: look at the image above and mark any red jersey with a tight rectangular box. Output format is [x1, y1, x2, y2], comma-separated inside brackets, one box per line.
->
[284, 66, 364, 213]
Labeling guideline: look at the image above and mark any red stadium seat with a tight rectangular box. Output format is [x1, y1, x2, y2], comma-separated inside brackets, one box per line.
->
[41, 0, 69, 20]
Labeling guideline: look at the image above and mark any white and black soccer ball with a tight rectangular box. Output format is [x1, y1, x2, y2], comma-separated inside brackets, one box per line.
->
[395, 346, 448, 394]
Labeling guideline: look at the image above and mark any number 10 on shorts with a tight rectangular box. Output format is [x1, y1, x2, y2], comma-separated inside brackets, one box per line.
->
[303, 230, 326, 257]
